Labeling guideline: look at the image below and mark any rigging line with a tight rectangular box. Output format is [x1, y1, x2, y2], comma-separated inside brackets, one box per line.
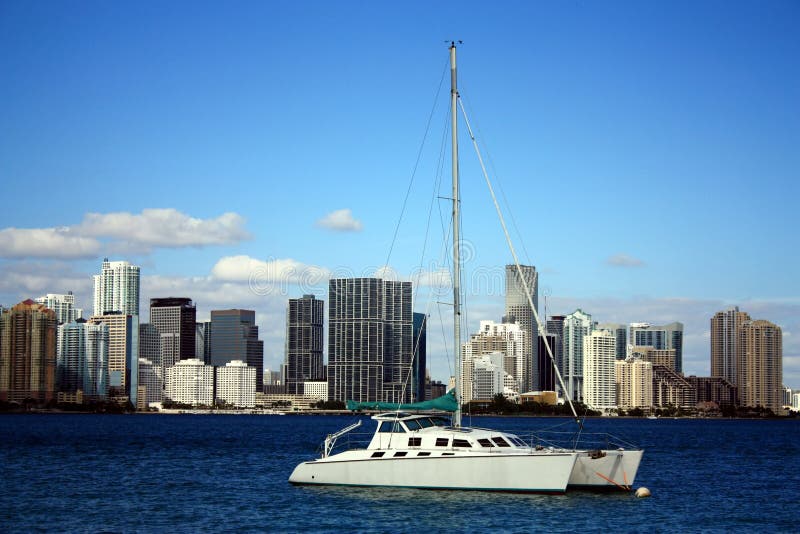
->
[457, 96, 581, 426]
[384, 57, 449, 271]
[459, 91, 533, 265]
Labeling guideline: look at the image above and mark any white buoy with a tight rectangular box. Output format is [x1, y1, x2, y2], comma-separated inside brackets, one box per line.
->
[634, 487, 651, 498]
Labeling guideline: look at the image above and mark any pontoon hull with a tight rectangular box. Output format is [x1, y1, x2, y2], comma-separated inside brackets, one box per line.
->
[568, 449, 643, 489]
[290, 450, 578, 493]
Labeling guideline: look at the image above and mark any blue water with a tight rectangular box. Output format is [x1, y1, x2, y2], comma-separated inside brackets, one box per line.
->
[1, 414, 798, 532]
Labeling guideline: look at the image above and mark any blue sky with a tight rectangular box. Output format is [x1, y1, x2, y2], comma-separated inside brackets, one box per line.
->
[1, 1, 798, 387]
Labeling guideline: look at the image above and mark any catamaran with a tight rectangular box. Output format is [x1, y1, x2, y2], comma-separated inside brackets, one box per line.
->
[289, 43, 642, 493]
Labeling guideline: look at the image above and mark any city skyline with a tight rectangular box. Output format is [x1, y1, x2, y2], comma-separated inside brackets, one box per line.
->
[0, 2, 797, 387]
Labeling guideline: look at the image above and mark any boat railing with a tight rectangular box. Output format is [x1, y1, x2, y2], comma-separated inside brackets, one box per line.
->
[516, 430, 639, 452]
[322, 425, 373, 457]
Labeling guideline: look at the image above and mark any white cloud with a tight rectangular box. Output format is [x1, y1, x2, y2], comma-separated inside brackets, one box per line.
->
[0, 228, 101, 259]
[0, 209, 249, 259]
[607, 254, 645, 267]
[315, 209, 363, 232]
[78, 208, 250, 248]
[211, 255, 331, 296]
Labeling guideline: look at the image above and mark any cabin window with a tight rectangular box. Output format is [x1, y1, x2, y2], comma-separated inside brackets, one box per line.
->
[405, 419, 422, 431]
[442, 452, 455, 456]
[431, 417, 449, 427]
[511, 437, 527, 447]
[417, 418, 434, 429]
[452, 439, 472, 448]
[393, 451, 408, 457]
[408, 437, 422, 447]
[417, 452, 431, 456]
[477, 438, 494, 447]
[371, 452, 385, 458]
[435, 438, 450, 447]
[379, 421, 406, 433]
[491, 437, 511, 447]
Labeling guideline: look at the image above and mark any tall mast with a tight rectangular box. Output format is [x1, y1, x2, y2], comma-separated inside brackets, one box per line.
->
[450, 42, 462, 428]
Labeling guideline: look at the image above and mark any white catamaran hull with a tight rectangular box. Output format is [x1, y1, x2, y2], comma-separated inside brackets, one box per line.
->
[290, 450, 578, 493]
[568, 449, 644, 489]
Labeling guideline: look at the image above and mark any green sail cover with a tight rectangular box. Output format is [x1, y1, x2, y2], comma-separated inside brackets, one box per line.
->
[346, 390, 458, 412]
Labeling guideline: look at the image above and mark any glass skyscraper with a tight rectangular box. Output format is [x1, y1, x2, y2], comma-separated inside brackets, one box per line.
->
[210, 309, 264, 390]
[327, 278, 412, 404]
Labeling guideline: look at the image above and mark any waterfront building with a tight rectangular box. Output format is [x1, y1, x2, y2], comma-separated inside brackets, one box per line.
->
[471, 352, 506, 401]
[87, 313, 138, 406]
[461, 320, 524, 403]
[57, 319, 108, 399]
[710, 307, 751, 386]
[686, 376, 738, 407]
[504, 264, 538, 391]
[631, 345, 677, 372]
[412, 312, 427, 402]
[562, 309, 592, 402]
[582, 330, 616, 411]
[426, 379, 447, 401]
[93, 259, 140, 316]
[652, 365, 695, 409]
[595, 322, 627, 360]
[792, 392, 800, 412]
[0, 300, 57, 403]
[195, 321, 211, 364]
[165, 358, 213, 406]
[629, 322, 684, 373]
[210, 309, 264, 390]
[738, 319, 782, 413]
[303, 380, 328, 402]
[545, 315, 566, 385]
[284, 295, 324, 395]
[537, 333, 557, 392]
[615, 357, 653, 410]
[138, 357, 162, 405]
[216, 360, 256, 408]
[150, 298, 196, 365]
[35, 292, 83, 325]
[327, 278, 413, 403]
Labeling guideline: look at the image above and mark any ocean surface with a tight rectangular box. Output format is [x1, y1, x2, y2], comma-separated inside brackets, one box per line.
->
[1, 413, 798, 533]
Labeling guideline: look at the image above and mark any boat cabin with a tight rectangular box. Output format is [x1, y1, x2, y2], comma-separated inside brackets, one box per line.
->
[366, 412, 531, 453]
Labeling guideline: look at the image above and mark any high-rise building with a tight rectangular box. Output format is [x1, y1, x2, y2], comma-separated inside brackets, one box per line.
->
[582, 330, 616, 411]
[165, 358, 213, 406]
[139, 323, 161, 367]
[461, 320, 524, 403]
[631, 345, 677, 372]
[149, 298, 196, 366]
[412, 312, 427, 402]
[710, 307, 751, 385]
[93, 259, 140, 317]
[195, 321, 211, 364]
[216, 360, 256, 408]
[615, 357, 653, 410]
[545, 315, 566, 383]
[210, 309, 264, 390]
[595, 322, 627, 360]
[652, 365, 695, 409]
[629, 322, 684, 373]
[537, 333, 557, 391]
[87, 313, 138, 406]
[35, 292, 83, 325]
[686, 375, 738, 407]
[138, 358, 162, 405]
[327, 278, 412, 404]
[0, 300, 57, 403]
[57, 319, 108, 399]
[562, 309, 592, 402]
[738, 319, 782, 413]
[471, 352, 506, 401]
[504, 265, 538, 391]
[284, 295, 324, 395]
